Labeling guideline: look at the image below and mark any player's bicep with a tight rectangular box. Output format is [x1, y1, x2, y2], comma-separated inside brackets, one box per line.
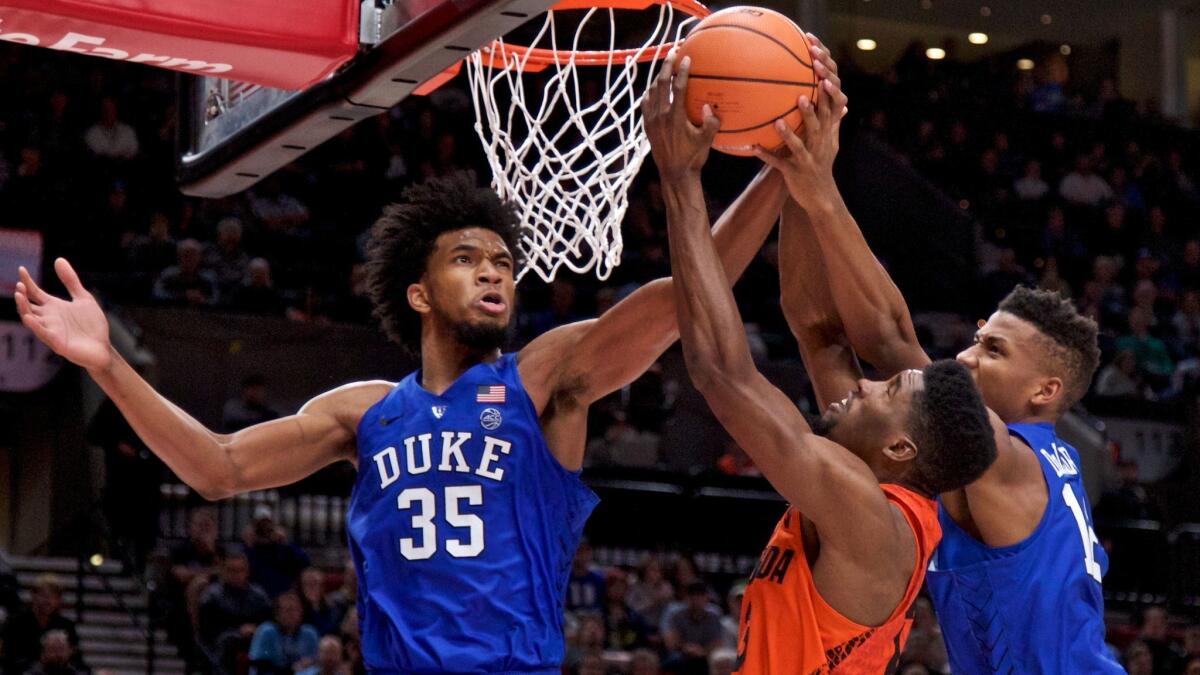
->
[702, 372, 894, 548]
[214, 381, 389, 496]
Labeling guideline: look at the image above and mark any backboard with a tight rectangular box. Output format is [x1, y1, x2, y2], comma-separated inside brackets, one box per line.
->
[177, 0, 557, 198]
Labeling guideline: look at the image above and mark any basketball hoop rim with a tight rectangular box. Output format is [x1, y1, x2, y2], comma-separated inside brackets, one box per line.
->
[476, 0, 709, 71]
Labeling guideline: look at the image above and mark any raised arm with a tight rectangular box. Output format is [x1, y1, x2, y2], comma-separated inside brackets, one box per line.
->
[519, 55, 786, 424]
[15, 260, 384, 500]
[756, 37, 929, 375]
[653, 60, 900, 562]
[778, 200, 862, 411]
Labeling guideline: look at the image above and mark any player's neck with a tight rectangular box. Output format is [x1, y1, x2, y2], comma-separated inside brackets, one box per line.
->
[419, 331, 501, 395]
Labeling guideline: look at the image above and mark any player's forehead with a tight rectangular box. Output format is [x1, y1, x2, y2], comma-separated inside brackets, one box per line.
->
[434, 227, 510, 256]
[976, 311, 1039, 346]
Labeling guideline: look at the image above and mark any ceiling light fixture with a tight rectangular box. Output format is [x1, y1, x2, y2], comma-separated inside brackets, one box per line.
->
[856, 39, 878, 51]
[968, 32, 988, 45]
[926, 47, 946, 60]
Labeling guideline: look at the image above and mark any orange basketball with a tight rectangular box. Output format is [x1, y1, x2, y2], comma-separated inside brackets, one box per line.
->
[677, 6, 816, 156]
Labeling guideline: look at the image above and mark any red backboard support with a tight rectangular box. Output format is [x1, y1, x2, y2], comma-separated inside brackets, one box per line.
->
[175, 0, 557, 198]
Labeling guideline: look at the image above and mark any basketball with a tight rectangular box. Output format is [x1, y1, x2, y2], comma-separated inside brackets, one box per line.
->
[677, 6, 817, 156]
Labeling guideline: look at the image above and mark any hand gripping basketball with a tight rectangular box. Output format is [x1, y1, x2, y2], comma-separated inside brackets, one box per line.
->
[643, 53, 722, 180]
[14, 258, 114, 372]
[753, 34, 849, 212]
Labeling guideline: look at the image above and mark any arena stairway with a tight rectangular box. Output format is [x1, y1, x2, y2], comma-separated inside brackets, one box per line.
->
[11, 555, 185, 675]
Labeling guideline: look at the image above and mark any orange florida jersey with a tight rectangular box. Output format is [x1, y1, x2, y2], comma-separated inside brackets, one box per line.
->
[733, 484, 940, 675]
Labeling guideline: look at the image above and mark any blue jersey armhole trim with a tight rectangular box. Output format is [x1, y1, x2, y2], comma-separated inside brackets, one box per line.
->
[508, 353, 591, 481]
[937, 424, 1055, 562]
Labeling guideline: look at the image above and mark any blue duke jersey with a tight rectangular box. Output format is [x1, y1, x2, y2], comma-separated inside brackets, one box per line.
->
[926, 422, 1124, 674]
[348, 353, 599, 673]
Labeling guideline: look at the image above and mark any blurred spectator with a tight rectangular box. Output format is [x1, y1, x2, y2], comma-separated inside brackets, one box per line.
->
[1174, 240, 1200, 291]
[153, 239, 219, 307]
[128, 212, 178, 295]
[1096, 460, 1160, 522]
[204, 217, 251, 297]
[297, 635, 348, 675]
[242, 506, 311, 598]
[249, 591, 320, 675]
[299, 567, 340, 637]
[719, 582, 745, 650]
[566, 540, 605, 613]
[1013, 159, 1049, 201]
[564, 613, 606, 672]
[232, 258, 286, 316]
[165, 507, 224, 672]
[1116, 308, 1174, 386]
[629, 648, 661, 675]
[197, 550, 273, 672]
[248, 177, 310, 234]
[325, 560, 357, 628]
[585, 411, 659, 468]
[87, 394, 163, 567]
[1187, 658, 1200, 675]
[980, 249, 1032, 312]
[662, 582, 722, 674]
[223, 375, 282, 432]
[1, 575, 81, 675]
[524, 279, 585, 338]
[708, 648, 737, 675]
[1171, 290, 1200, 357]
[1059, 155, 1113, 206]
[83, 97, 138, 160]
[601, 568, 648, 651]
[1094, 350, 1153, 400]
[22, 630, 79, 675]
[1125, 640, 1154, 675]
[1139, 606, 1184, 675]
[1184, 624, 1200, 662]
[627, 558, 673, 630]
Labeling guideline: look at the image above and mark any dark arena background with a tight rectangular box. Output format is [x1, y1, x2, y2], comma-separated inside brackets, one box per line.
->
[1, 0, 1200, 673]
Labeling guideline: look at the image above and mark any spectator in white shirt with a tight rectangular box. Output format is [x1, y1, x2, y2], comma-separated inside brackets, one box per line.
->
[83, 97, 139, 160]
[1013, 159, 1049, 201]
[1059, 154, 1113, 206]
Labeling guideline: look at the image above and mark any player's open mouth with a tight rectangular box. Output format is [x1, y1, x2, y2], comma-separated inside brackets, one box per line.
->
[477, 292, 507, 315]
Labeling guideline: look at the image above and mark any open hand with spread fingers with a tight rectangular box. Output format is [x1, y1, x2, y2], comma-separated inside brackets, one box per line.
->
[642, 52, 722, 181]
[14, 258, 114, 372]
[752, 33, 850, 213]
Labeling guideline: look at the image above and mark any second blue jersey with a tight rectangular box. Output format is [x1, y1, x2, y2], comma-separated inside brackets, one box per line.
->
[925, 422, 1124, 674]
[347, 353, 599, 673]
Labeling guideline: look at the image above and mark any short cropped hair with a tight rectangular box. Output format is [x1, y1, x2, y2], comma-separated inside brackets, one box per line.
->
[998, 286, 1101, 406]
[365, 172, 524, 354]
[908, 360, 997, 495]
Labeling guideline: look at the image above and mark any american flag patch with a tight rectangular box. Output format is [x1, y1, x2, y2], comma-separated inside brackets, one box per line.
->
[476, 384, 506, 403]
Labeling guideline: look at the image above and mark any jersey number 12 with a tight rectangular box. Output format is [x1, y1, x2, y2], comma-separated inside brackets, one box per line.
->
[397, 486, 485, 559]
[1062, 483, 1102, 583]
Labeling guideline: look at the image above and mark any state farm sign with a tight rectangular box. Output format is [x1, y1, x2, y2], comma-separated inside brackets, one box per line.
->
[0, 20, 232, 74]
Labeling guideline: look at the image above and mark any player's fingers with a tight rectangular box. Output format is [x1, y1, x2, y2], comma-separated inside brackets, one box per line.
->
[656, 53, 676, 115]
[807, 33, 836, 73]
[797, 95, 820, 145]
[55, 258, 88, 300]
[672, 56, 691, 121]
[699, 103, 721, 139]
[14, 288, 33, 316]
[752, 146, 786, 171]
[818, 79, 840, 127]
[17, 266, 48, 303]
[16, 301, 50, 339]
[775, 119, 808, 160]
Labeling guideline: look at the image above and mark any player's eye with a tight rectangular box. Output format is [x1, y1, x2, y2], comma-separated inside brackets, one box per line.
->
[496, 259, 512, 270]
[455, 255, 472, 264]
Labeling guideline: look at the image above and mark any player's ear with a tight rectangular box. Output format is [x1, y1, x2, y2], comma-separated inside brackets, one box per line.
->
[883, 435, 917, 463]
[1030, 376, 1063, 408]
[408, 279, 432, 315]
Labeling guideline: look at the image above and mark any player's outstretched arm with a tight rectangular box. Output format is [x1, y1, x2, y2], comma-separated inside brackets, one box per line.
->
[757, 36, 929, 376]
[518, 54, 786, 424]
[660, 159, 902, 565]
[15, 259, 383, 500]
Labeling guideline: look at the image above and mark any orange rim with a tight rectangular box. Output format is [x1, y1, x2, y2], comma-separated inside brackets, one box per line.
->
[476, 0, 710, 72]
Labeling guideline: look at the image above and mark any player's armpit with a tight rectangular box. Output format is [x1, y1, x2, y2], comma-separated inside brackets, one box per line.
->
[203, 380, 392, 499]
[698, 368, 905, 563]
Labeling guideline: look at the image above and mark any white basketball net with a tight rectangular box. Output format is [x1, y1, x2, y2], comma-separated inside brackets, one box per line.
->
[467, 4, 699, 282]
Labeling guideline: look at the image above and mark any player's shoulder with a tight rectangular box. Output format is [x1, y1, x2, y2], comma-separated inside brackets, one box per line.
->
[300, 380, 395, 419]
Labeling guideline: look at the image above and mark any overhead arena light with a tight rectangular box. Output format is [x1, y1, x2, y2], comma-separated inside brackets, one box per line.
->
[856, 38, 877, 51]
[1060, 44, 1072, 55]
[968, 32, 988, 45]
[1017, 58, 1035, 70]
[926, 47, 946, 60]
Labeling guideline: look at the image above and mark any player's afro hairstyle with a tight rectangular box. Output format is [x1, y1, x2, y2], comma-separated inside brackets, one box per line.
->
[998, 286, 1100, 407]
[907, 359, 997, 495]
[365, 172, 524, 354]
